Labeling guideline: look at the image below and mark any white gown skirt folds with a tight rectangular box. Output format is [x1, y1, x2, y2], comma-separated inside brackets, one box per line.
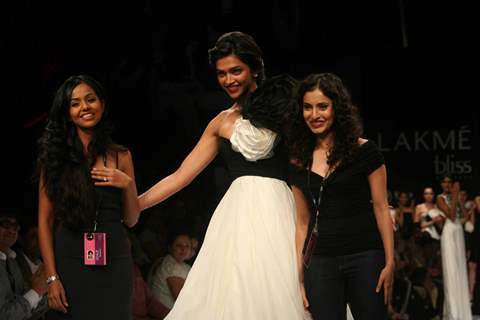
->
[165, 175, 306, 320]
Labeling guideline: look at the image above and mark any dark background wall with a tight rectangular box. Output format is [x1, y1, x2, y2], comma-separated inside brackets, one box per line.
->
[1, 0, 477, 222]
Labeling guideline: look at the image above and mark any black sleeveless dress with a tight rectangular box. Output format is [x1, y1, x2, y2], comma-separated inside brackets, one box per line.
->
[51, 186, 132, 319]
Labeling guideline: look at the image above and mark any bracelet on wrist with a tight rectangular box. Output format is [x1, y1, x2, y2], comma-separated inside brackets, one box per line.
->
[46, 274, 60, 285]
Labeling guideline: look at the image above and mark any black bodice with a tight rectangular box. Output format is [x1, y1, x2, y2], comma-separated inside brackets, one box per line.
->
[55, 186, 130, 259]
[218, 137, 289, 183]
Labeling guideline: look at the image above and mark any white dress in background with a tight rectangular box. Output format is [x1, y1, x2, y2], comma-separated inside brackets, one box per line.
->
[440, 194, 472, 320]
[151, 254, 191, 309]
[164, 118, 306, 319]
[420, 207, 444, 240]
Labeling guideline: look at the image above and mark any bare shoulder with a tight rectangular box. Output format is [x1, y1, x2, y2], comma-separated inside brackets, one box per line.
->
[221, 107, 241, 124]
[117, 148, 133, 170]
[217, 108, 241, 138]
[206, 108, 234, 127]
[118, 148, 132, 161]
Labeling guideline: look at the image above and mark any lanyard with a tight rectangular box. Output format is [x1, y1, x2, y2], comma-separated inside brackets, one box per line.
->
[92, 154, 107, 232]
[306, 162, 330, 233]
[93, 197, 102, 232]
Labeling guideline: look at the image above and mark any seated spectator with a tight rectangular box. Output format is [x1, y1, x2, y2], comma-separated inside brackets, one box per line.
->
[132, 263, 170, 320]
[150, 231, 192, 309]
[0, 212, 47, 320]
[406, 267, 442, 320]
[390, 235, 412, 319]
[127, 231, 170, 320]
[14, 224, 42, 287]
[185, 237, 199, 266]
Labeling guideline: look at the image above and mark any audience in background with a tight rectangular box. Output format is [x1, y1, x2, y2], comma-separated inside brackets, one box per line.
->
[150, 231, 192, 309]
[128, 232, 170, 320]
[0, 212, 48, 320]
[15, 225, 43, 288]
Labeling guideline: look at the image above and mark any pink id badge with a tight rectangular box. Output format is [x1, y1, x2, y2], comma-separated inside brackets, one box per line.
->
[84, 232, 107, 265]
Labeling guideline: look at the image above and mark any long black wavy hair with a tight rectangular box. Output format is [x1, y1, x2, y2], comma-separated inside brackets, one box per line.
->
[208, 31, 265, 83]
[287, 73, 363, 169]
[36, 75, 122, 231]
[241, 73, 298, 135]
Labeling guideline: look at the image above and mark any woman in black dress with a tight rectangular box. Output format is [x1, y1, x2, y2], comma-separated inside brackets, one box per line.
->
[37, 75, 140, 319]
[289, 73, 394, 319]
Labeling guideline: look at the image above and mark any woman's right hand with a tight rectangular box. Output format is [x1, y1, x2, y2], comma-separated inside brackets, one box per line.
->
[48, 280, 69, 313]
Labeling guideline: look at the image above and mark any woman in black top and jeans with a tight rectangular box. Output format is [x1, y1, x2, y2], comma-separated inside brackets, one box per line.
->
[289, 73, 394, 319]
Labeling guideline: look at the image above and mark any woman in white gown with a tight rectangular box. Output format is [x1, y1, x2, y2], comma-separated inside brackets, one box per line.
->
[138, 32, 307, 319]
[437, 176, 472, 320]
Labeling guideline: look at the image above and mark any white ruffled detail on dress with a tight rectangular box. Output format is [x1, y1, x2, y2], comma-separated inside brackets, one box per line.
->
[230, 117, 277, 161]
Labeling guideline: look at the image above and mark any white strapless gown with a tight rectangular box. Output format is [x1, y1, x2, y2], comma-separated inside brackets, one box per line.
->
[164, 118, 306, 319]
[441, 218, 472, 320]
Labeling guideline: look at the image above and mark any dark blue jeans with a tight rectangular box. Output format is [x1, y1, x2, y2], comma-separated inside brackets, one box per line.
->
[305, 249, 388, 320]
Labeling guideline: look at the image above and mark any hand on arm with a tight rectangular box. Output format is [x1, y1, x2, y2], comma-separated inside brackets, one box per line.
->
[90, 150, 140, 227]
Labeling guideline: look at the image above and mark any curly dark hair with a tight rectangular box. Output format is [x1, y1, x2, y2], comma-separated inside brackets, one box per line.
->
[287, 73, 363, 169]
[208, 31, 265, 83]
[36, 75, 124, 231]
[241, 73, 298, 135]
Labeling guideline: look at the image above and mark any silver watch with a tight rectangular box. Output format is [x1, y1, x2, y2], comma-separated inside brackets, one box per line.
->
[46, 274, 59, 285]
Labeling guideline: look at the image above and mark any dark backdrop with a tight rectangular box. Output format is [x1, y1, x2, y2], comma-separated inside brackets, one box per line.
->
[1, 0, 477, 221]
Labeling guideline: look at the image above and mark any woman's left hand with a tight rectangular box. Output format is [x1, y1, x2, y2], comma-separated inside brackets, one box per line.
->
[91, 167, 132, 189]
[300, 282, 309, 309]
[376, 263, 394, 305]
